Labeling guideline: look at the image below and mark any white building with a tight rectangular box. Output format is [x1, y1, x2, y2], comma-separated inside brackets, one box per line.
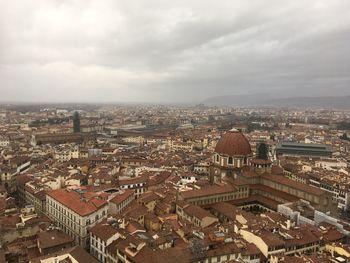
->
[0, 135, 10, 147]
[89, 218, 126, 263]
[46, 188, 109, 248]
[119, 176, 147, 198]
[54, 146, 80, 162]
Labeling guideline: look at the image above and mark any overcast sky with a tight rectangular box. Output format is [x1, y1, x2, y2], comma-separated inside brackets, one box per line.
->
[1, 1, 350, 103]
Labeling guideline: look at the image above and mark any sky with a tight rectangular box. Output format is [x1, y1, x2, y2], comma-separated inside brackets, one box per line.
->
[0, 0, 350, 103]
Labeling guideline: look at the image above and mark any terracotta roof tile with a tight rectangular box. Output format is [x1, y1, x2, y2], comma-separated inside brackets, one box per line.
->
[110, 189, 134, 205]
[47, 189, 107, 217]
[215, 130, 251, 156]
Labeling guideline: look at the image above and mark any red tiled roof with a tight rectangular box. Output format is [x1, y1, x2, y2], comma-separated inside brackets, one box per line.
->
[47, 189, 107, 217]
[261, 173, 325, 196]
[89, 220, 119, 241]
[183, 204, 216, 220]
[38, 229, 73, 249]
[250, 159, 272, 165]
[31, 246, 100, 263]
[119, 175, 147, 186]
[110, 190, 134, 205]
[181, 184, 237, 200]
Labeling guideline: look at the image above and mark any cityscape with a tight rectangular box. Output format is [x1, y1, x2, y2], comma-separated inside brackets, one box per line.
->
[1, 1, 350, 263]
[0, 105, 349, 263]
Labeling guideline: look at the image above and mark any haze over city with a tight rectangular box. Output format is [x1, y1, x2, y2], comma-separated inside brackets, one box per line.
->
[1, 1, 350, 104]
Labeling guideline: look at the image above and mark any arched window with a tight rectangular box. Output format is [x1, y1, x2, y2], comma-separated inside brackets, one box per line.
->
[216, 154, 219, 163]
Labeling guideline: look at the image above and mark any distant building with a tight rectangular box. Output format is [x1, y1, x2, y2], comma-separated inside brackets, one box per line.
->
[31, 132, 95, 146]
[276, 142, 332, 157]
[80, 124, 104, 133]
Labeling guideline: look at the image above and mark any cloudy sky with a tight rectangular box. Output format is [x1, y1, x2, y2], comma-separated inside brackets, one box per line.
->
[1, 1, 350, 103]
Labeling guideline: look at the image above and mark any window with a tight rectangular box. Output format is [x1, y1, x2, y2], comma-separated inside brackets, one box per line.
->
[228, 157, 233, 164]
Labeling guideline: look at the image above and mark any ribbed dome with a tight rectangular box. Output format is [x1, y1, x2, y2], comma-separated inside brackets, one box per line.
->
[215, 129, 251, 156]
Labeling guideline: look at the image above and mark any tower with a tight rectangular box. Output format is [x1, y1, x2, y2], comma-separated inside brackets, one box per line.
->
[73, 111, 80, 133]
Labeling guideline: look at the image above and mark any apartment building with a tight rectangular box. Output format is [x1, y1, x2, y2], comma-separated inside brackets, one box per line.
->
[46, 188, 108, 248]
[108, 189, 135, 214]
[176, 201, 218, 228]
[119, 176, 147, 198]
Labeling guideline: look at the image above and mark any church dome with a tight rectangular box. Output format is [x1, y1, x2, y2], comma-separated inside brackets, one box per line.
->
[215, 129, 252, 156]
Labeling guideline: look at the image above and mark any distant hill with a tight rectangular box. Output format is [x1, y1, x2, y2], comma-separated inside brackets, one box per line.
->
[202, 94, 273, 106]
[203, 94, 350, 108]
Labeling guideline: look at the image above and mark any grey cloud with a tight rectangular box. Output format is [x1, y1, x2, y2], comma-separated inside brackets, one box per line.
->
[0, 0, 350, 103]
